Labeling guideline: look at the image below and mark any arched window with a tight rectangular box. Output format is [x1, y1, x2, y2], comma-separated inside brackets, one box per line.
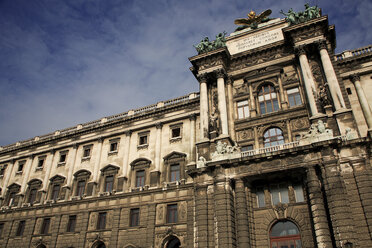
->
[92, 241, 106, 248]
[258, 85, 279, 114]
[270, 221, 302, 248]
[164, 236, 181, 248]
[264, 128, 284, 147]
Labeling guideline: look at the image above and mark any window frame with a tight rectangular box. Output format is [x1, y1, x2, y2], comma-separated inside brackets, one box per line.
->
[66, 215, 77, 233]
[264, 128, 285, 148]
[270, 184, 289, 205]
[37, 156, 46, 169]
[167, 204, 178, 223]
[76, 180, 86, 197]
[51, 184, 60, 201]
[169, 164, 180, 182]
[16, 220, 25, 236]
[138, 132, 149, 147]
[82, 145, 92, 159]
[97, 212, 107, 230]
[130, 208, 140, 227]
[104, 175, 114, 193]
[17, 160, 26, 173]
[287, 87, 302, 107]
[237, 99, 250, 119]
[40, 218, 50, 235]
[58, 150, 68, 164]
[258, 84, 279, 114]
[135, 170, 145, 188]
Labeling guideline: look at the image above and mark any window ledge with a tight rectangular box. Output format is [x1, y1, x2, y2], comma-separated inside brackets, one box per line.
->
[169, 137, 182, 143]
[15, 171, 23, 175]
[57, 162, 66, 167]
[81, 156, 91, 162]
[108, 151, 118, 156]
[35, 167, 43, 172]
[137, 144, 148, 150]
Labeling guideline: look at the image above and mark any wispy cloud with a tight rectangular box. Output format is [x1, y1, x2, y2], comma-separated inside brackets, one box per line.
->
[0, 0, 370, 146]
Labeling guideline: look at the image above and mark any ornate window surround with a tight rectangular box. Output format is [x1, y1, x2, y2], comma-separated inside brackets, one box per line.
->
[137, 131, 150, 150]
[169, 123, 183, 143]
[5, 183, 21, 207]
[99, 164, 120, 193]
[48, 175, 66, 202]
[26, 179, 42, 205]
[163, 152, 187, 184]
[72, 169, 91, 198]
[108, 137, 120, 155]
[130, 158, 151, 189]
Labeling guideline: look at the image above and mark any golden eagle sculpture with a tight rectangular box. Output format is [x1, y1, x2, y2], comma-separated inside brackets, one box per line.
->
[234, 9, 272, 30]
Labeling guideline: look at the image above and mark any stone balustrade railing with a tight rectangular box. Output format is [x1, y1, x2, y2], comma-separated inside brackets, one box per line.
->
[241, 141, 300, 158]
[335, 45, 372, 61]
[0, 92, 199, 152]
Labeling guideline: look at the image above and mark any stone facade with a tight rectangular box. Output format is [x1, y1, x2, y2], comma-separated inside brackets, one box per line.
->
[0, 12, 372, 248]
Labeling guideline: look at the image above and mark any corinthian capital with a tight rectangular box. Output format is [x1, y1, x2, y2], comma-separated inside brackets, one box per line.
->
[316, 40, 327, 50]
[295, 45, 307, 56]
[215, 68, 226, 78]
[349, 74, 360, 83]
[197, 73, 208, 83]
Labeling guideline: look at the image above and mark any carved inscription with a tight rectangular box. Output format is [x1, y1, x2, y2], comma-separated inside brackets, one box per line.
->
[227, 27, 284, 55]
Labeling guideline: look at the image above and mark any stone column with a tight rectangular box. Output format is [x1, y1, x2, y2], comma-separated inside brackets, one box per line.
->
[199, 74, 209, 140]
[296, 46, 320, 117]
[235, 178, 250, 247]
[41, 150, 56, 202]
[216, 69, 229, 136]
[278, 74, 288, 109]
[254, 126, 259, 149]
[64, 144, 78, 199]
[189, 114, 196, 162]
[122, 131, 132, 180]
[154, 123, 162, 171]
[318, 41, 346, 110]
[306, 166, 333, 248]
[350, 74, 372, 129]
[92, 138, 103, 194]
[226, 78, 236, 140]
[1, 160, 14, 198]
[246, 78, 257, 117]
[21, 156, 34, 194]
[286, 120, 292, 142]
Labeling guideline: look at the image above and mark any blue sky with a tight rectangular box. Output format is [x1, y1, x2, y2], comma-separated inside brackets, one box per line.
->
[0, 0, 371, 146]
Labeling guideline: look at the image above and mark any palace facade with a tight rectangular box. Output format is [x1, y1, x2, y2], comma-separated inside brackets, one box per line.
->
[0, 8, 372, 248]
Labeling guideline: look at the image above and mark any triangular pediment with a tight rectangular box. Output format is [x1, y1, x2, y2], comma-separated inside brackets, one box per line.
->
[163, 151, 187, 161]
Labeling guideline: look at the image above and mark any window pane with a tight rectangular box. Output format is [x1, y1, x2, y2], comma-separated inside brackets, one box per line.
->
[256, 188, 265, 207]
[104, 176, 114, 192]
[280, 185, 289, 203]
[238, 108, 244, 119]
[97, 212, 106, 230]
[170, 164, 180, 182]
[76, 180, 85, 196]
[67, 215, 76, 232]
[52, 185, 60, 201]
[167, 204, 178, 223]
[130, 208, 140, 227]
[41, 218, 50, 234]
[271, 221, 300, 237]
[16, 221, 25, 236]
[28, 189, 37, 204]
[294, 185, 304, 202]
[136, 170, 145, 187]
[271, 186, 280, 205]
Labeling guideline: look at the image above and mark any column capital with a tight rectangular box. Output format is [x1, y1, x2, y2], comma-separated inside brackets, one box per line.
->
[215, 68, 226, 79]
[349, 74, 360, 83]
[197, 73, 208, 83]
[124, 130, 132, 137]
[226, 77, 233, 85]
[188, 113, 197, 121]
[316, 39, 327, 50]
[97, 136, 104, 143]
[155, 122, 163, 129]
[295, 45, 307, 56]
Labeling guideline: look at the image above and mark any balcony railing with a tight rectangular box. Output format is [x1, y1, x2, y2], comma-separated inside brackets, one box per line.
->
[241, 141, 300, 158]
[335, 45, 372, 61]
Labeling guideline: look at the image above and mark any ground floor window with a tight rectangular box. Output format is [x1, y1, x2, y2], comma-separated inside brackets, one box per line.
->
[270, 221, 302, 248]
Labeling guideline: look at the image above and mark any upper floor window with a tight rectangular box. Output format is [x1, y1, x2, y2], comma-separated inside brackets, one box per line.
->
[169, 164, 180, 182]
[270, 184, 289, 205]
[0, 223, 4, 238]
[8, 192, 17, 206]
[104, 175, 114, 192]
[258, 85, 279, 114]
[6, 183, 20, 206]
[76, 180, 86, 197]
[51, 184, 60, 201]
[16, 220, 25, 236]
[167, 204, 178, 223]
[17, 160, 25, 173]
[287, 88, 302, 107]
[171, 126, 181, 139]
[37, 156, 45, 169]
[83, 146, 92, 158]
[264, 128, 284, 148]
[256, 187, 265, 208]
[0, 165, 6, 176]
[241, 145, 254, 152]
[97, 212, 107, 230]
[136, 170, 145, 188]
[28, 189, 37, 204]
[237, 100, 250, 119]
[138, 133, 148, 146]
[110, 142, 118, 152]
[67, 215, 76, 232]
[293, 184, 304, 202]
[59, 151, 68, 163]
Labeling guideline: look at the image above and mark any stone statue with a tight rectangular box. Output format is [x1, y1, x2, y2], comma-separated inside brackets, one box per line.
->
[193, 32, 227, 54]
[300, 119, 333, 144]
[234, 9, 272, 30]
[281, 3, 321, 25]
[196, 156, 207, 168]
[211, 141, 240, 160]
[209, 110, 220, 134]
[318, 84, 331, 107]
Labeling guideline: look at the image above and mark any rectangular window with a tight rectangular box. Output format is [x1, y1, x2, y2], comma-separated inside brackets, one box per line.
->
[104, 176, 114, 192]
[237, 100, 250, 119]
[287, 88, 302, 107]
[97, 212, 106, 230]
[241, 145, 254, 152]
[16, 221, 25, 236]
[8, 192, 16, 206]
[76, 180, 86, 197]
[0, 165, 6, 176]
[59, 153, 67, 163]
[170, 164, 180, 182]
[67, 215, 76, 232]
[40, 218, 50, 235]
[17, 161, 25, 172]
[37, 158, 45, 168]
[0, 223, 4, 238]
[171, 127, 181, 138]
[256, 187, 265, 208]
[51, 184, 60, 201]
[130, 208, 140, 227]
[110, 142, 118, 152]
[270, 184, 289, 205]
[294, 184, 304, 202]
[28, 188, 37, 204]
[167, 204, 178, 223]
[135, 170, 145, 188]
[83, 147, 91, 158]
[139, 134, 148, 146]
